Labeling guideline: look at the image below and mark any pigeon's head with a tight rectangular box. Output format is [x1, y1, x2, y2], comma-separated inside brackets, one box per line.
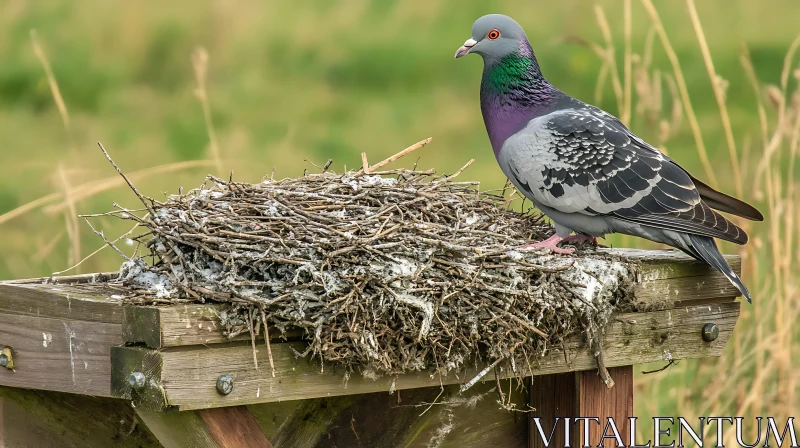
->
[454, 14, 528, 61]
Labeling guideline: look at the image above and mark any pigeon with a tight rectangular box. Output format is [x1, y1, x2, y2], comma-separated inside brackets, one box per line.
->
[455, 14, 762, 302]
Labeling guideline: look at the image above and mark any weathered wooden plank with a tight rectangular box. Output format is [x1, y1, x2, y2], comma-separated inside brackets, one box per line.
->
[605, 248, 742, 309]
[578, 366, 634, 448]
[0, 313, 121, 396]
[123, 304, 254, 348]
[0, 385, 159, 447]
[112, 302, 739, 410]
[0, 282, 123, 323]
[0, 281, 125, 395]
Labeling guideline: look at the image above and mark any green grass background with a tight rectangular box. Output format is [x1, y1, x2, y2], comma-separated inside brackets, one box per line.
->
[1, 0, 798, 434]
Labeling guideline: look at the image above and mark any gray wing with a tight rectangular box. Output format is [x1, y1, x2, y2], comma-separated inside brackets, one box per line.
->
[501, 107, 747, 244]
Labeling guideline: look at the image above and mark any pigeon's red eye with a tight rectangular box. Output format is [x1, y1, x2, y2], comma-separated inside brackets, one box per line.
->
[487, 29, 500, 40]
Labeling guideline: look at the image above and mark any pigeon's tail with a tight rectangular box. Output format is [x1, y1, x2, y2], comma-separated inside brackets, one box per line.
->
[684, 234, 751, 303]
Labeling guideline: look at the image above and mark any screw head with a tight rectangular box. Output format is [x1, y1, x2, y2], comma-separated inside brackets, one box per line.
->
[701, 323, 719, 342]
[0, 354, 8, 368]
[216, 374, 234, 395]
[128, 372, 146, 390]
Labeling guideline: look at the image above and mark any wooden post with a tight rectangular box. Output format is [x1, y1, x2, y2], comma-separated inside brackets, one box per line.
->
[530, 366, 634, 448]
[137, 406, 274, 448]
[198, 406, 274, 448]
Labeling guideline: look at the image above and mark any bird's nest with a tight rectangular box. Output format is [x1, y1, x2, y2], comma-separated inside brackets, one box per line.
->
[89, 139, 635, 384]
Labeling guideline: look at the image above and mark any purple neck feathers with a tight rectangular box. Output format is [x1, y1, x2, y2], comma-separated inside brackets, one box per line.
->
[479, 41, 561, 155]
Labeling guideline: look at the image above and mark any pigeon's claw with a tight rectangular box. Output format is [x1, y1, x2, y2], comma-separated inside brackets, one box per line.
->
[518, 234, 574, 255]
[561, 234, 598, 246]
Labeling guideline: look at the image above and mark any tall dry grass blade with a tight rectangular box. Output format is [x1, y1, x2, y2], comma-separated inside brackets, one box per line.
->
[623, 0, 633, 125]
[685, 0, 743, 197]
[593, 4, 625, 120]
[45, 160, 215, 215]
[30, 30, 69, 131]
[192, 47, 223, 174]
[0, 193, 60, 226]
[752, 34, 800, 196]
[594, 61, 610, 105]
[33, 230, 64, 263]
[740, 47, 769, 149]
[56, 164, 80, 269]
[639, 0, 719, 187]
[0, 160, 212, 230]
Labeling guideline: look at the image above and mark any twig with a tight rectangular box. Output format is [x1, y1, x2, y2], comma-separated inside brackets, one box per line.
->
[642, 359, 677, 374]
[368, 137, 432, 172]
[82, 218, 130, 261]
[248, 308, 258, 370]
[445, 159, 475, 180]
[361, 153, 370, 173]
[260, 307, 276, 378]
[585, 323, 614, 389]
[460, 356, 504, 393]
[97, 142, 157, 217]
[53, 218, 146, 275]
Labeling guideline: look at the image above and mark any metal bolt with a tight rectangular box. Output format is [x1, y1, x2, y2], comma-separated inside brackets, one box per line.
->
[128, 372, 146, 390]
[701, 323, 719, 342]
[216, 374, 234, 395]
[0, 354, 8, 368]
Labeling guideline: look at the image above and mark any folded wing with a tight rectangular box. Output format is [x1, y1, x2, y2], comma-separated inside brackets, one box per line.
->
[503, 106, 758, 245]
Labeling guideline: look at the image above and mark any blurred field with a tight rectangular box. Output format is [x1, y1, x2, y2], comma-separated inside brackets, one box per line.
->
[1, 0, 798, 441]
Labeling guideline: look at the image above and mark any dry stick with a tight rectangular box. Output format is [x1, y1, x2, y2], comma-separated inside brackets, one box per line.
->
[367, 137, 432, 172]
[260, 307, 276, 378]
[639, 0, 719, 188]
[585, 324, 615, 389]
[97, 142, 157, 217]
[248, 308, 259, 370]
[82, 218, 130, 261]
[53, 218, 146, 275]
[460, 356, 504, 393]
[445, 159, 475, 181]
[361, 153, 370, 173]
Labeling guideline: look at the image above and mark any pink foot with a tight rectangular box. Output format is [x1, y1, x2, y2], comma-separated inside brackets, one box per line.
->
[518, 234, 575, 255]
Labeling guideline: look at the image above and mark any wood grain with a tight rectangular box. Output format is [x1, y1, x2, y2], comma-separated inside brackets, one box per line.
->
[529, 373, 577, 448]
[113, 302, 739, 410]
[199, 406, 274, 448]
[0, 314, 120, 396]
[124, 305, 252, 348]
[578, 366, 634, 448]
[136, 409, 220, 448]
[0, 283, 124, 396]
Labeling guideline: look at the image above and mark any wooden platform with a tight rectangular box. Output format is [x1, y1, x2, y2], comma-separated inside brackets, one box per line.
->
[0, 249, 743, 447]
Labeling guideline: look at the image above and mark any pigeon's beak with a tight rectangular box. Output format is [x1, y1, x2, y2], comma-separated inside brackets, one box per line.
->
[454, 38, 477, 59]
